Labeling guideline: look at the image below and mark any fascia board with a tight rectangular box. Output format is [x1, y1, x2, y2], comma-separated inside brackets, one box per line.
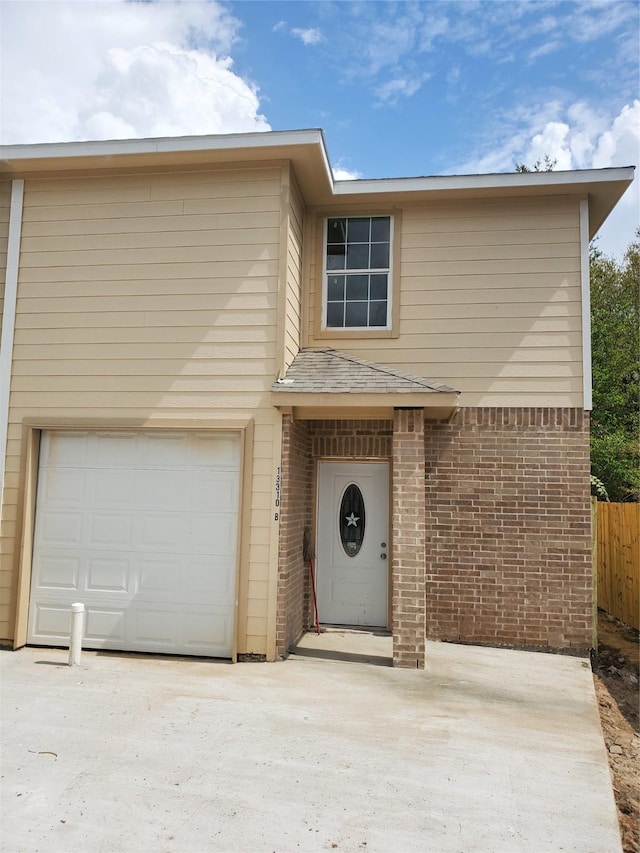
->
[0, 128, 325, 164]
[271, 391, 460, 409]
[333, 166, 635, 195]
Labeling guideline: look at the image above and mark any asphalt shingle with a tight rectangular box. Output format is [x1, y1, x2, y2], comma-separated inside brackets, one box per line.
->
[272, 348, 458, 395]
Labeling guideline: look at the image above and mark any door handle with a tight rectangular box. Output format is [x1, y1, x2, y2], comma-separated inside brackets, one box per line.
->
[380, 553, 387, 560]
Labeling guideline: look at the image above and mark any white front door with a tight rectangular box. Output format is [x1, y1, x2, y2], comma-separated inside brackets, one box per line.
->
[316, 461, 388, 627]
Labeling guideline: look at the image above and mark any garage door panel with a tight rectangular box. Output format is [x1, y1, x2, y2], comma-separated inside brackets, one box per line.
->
[29, 430, 240, 658]
[135, 469, 190, 510]
[93, 433, 139, 468]
[32, 554, 80, 590]
[185, 557, 236, 600]
[133, 605, 179, 646]
[86, 557, 129, 593]
[91, 468, 136, 509]
[41, 431, 89, 467]
[39, 467, 86, 506]
[29, 603, 73, 639]
[137, 557, 182, 596]
[88, 513, 133, 548]
[38, 509, 83, 546]
[190, 513, 237, 554]
[139, 433, 190, 468]
[183, 607, 232, 651]
[194, 470, 238, 511]
[192, 434, 240, 469]
[85, 607, 126, 644]
[138, 513, 189, 552]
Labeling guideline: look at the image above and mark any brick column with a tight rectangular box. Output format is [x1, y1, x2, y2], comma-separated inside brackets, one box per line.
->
[392, 408, 426, 669]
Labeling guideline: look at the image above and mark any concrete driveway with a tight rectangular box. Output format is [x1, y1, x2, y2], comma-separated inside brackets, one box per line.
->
[0, 634, 621, 853]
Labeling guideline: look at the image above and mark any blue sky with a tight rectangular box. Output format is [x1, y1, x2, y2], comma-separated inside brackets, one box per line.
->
[1, 0, 638, 256]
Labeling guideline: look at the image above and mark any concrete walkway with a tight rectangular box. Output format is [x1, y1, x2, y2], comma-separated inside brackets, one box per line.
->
[0, 636, 621, 853]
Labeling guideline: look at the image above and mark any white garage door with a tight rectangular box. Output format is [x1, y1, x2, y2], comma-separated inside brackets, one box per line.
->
[28, 431, 240, 658]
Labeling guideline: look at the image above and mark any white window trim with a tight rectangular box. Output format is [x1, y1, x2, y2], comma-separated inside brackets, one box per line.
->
[321, 215, 394, 332]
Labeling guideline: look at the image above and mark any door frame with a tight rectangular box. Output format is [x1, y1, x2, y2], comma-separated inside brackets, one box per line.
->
[314, 458, 392, 630]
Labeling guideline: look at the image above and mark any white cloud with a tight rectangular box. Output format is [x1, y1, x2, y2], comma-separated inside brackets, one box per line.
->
[291, 27, 324, 46]
[376, 75, 430, 104]
[590, 101, 640, 259]
[455, 100, 639, 259]
[0, 0, 270, 144]
[333, 167, 362, 181]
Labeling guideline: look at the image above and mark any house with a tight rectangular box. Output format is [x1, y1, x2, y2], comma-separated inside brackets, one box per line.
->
[0, 131, 633, 667]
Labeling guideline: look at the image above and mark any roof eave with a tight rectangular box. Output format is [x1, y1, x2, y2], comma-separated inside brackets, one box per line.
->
[271, 390, 460, 410]
[0, 129, 336, 204]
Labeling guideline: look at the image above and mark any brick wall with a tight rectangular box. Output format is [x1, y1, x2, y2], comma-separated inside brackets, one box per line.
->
[392, 409, 426, 668]
[275, 415, 312, 657]
[308, 419, 393, 459]
[424, 407, 592, 651]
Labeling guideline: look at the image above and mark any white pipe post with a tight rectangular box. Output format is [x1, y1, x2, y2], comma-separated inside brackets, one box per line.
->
[68, 603, 85, 666]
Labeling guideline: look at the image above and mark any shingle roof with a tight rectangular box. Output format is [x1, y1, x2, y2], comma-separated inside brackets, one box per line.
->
[272, 348, 458, 395]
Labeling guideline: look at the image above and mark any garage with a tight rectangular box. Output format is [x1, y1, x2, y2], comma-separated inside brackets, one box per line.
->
[28, 431, 240, 658]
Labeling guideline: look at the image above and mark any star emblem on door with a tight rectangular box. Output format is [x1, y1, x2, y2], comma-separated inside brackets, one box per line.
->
[345, 512, 360, 527]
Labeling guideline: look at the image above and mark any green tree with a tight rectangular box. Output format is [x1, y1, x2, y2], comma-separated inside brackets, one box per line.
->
[590, 232, 640, 501]
[514, 155, 557, 172]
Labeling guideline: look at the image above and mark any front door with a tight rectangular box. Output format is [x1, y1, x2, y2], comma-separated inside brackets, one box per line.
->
[316, 461, 388, 627]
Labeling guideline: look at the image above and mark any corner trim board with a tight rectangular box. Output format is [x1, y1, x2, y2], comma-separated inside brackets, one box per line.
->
[580, 198, 592, 411]
[0, 178, 24, 509]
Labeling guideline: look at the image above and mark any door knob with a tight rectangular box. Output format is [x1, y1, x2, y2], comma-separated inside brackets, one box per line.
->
[380, 553, 387, 560]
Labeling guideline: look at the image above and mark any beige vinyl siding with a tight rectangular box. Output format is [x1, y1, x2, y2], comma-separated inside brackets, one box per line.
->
[0, 181, 11, 338]
[283, 172, 304, 372]
[0, 166, 283, 651]
[307, 196, 583, 407]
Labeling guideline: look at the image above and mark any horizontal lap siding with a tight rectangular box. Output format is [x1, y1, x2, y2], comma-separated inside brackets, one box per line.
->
[0, 167, 283, 652]
[308, 197, 583, 407]
[284, 175, 304, 371]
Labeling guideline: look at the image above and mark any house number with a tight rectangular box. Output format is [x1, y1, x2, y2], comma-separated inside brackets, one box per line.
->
[274, 466, 281, 521]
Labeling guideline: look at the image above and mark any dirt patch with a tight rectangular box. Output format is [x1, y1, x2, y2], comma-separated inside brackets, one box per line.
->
[594, 610, 639, 853]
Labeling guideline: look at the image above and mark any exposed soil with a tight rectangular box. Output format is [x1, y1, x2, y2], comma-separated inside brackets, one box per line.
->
[594, 610, 639, 853]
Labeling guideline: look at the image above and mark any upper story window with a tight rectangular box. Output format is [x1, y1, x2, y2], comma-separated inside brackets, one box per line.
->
[323, 215, 392, 329]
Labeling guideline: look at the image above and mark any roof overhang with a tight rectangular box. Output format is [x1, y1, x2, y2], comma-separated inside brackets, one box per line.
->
[0, 129, 335, 205]
[271, 391, 460, 421]
[0, 130, 634, 237]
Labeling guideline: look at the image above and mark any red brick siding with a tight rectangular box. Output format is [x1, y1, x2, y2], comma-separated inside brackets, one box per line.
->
[424, 408, 592, 650]
[392, 409, 427, 668]
[308, 419, 393, 459]
[275, 416, 312, 657]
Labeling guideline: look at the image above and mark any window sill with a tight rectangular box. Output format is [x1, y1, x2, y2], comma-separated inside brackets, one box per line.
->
[314, 328, 397, 340]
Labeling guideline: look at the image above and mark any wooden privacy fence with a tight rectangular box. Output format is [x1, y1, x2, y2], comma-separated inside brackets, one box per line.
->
[593, 498, 640, 630]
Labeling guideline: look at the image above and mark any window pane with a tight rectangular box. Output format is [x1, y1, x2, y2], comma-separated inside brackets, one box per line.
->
[347, 218, 370, 243]
[327, 244, 346, 270]
[346, 274, 368, 300]
[370, 242, 389, 269]
[346, 243, 369, 269]
[370, 273, 387, 300]
[371, 217, 390, 242]
[327, 275, 345, 300]
[369, 301, 388, 326]
[345, 302, 368, 327]
[324, 215, 392, 331]
[326, 301, 345, 327]
[327, 218, 346, 242]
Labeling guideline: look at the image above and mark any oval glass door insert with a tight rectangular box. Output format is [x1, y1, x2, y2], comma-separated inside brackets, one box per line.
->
[339, 483, 366, 557]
